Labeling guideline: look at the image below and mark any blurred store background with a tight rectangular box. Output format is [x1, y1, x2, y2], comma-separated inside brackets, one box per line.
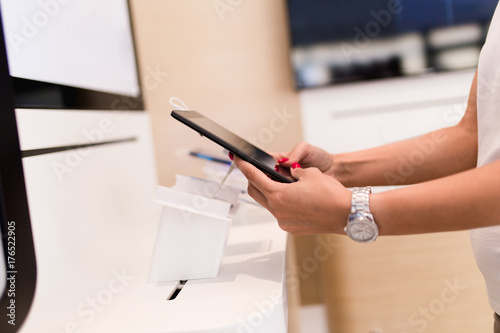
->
[288, 0, 497, 88]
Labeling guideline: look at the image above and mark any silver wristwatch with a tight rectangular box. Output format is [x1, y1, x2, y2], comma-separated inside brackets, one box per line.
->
[344, 187, 379, 243]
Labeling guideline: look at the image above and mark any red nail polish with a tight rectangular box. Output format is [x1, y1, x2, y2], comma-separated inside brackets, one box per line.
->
[278, 158, 289, 164]
[291, 162, 301, 169]
[274, 165, 280, 173]
[228, 152, 234, 161]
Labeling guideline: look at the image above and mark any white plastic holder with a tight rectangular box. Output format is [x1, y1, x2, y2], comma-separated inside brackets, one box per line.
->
[148, 175, 240, 283]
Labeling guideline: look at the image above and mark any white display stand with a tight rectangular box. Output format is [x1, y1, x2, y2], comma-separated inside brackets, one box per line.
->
[87, 205, 289, 333]
[16, 108, 288, 333]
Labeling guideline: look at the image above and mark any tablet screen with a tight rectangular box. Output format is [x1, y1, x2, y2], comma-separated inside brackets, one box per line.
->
[171, 110, 293, 183]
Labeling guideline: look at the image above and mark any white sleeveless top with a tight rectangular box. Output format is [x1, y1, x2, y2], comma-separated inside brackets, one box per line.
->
[470, 3, 500, 315]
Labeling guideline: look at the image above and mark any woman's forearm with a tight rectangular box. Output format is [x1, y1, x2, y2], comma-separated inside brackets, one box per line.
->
[333, 72, 478, 188]
[370, 158, 500, 235]
[332, 123, 477, 187]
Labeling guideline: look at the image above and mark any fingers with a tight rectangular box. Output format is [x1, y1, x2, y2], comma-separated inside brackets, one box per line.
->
[276, 142, 310, 168]
[289, 162, 304, 180]
[232, 155, 275, 194]
[286, 142, 312, 164]
[289, 164, 327, 182]
[232, 155, 278, 208]
[247, 182, 269, 209]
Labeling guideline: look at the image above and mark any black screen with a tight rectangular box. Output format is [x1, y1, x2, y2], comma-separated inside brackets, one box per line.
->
[171, 110, 293, 183]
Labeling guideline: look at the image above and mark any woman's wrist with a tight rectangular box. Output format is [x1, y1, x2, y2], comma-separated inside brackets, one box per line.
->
[331, 153, 351, 185]
[335, 185, 353, 234]
[369, 191, 388, 236]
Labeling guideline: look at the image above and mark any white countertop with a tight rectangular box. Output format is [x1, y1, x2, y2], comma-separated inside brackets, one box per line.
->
[21, 201, 288, 333]
[88, 205, 288, 333]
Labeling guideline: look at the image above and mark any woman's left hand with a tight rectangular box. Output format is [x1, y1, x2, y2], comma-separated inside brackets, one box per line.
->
[232, 156, 351, 236]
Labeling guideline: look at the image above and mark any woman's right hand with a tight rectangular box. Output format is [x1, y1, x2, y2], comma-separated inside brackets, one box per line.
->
[275, 142, 336, 178]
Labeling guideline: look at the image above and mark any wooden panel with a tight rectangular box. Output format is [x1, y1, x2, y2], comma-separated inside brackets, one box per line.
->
[129, 0, 303, 186]
[321, 232, 491, 332]
[293, 235, 329, 306]
[287, 235, 303, 333]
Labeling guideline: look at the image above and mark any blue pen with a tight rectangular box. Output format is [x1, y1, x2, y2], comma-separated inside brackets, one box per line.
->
[188, 151, 232, 165]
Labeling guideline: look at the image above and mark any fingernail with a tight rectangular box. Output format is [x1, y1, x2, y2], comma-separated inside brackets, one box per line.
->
[278, 158, 289, 164]
[274, 165, 280, 173]
[291, 162, 301, 169]
[228, 152, 234, 161]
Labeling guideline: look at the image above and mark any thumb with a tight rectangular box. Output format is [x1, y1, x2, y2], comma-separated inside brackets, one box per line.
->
[290, 162, 304, 180]
[280, 143, 310, 167]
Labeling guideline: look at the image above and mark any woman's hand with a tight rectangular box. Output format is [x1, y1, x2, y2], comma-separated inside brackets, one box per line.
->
[233, 155, 351, 236]
[274, 142, 337, 178]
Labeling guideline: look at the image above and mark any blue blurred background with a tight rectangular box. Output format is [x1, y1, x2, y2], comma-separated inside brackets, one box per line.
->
[287, 0, 499, 87]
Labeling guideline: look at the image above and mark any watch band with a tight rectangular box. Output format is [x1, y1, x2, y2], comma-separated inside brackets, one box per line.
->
[351, 186, 372, 214]
[346, 186, 378, 243]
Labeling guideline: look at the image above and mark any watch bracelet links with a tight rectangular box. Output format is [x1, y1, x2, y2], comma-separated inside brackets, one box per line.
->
[350, 186, 372, 214]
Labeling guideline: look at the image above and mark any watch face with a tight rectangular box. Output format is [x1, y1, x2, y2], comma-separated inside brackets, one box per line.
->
[345, 216, 378, 243]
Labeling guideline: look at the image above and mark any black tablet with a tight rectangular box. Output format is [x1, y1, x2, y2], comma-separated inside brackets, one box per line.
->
[171, 110, 294, 183]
